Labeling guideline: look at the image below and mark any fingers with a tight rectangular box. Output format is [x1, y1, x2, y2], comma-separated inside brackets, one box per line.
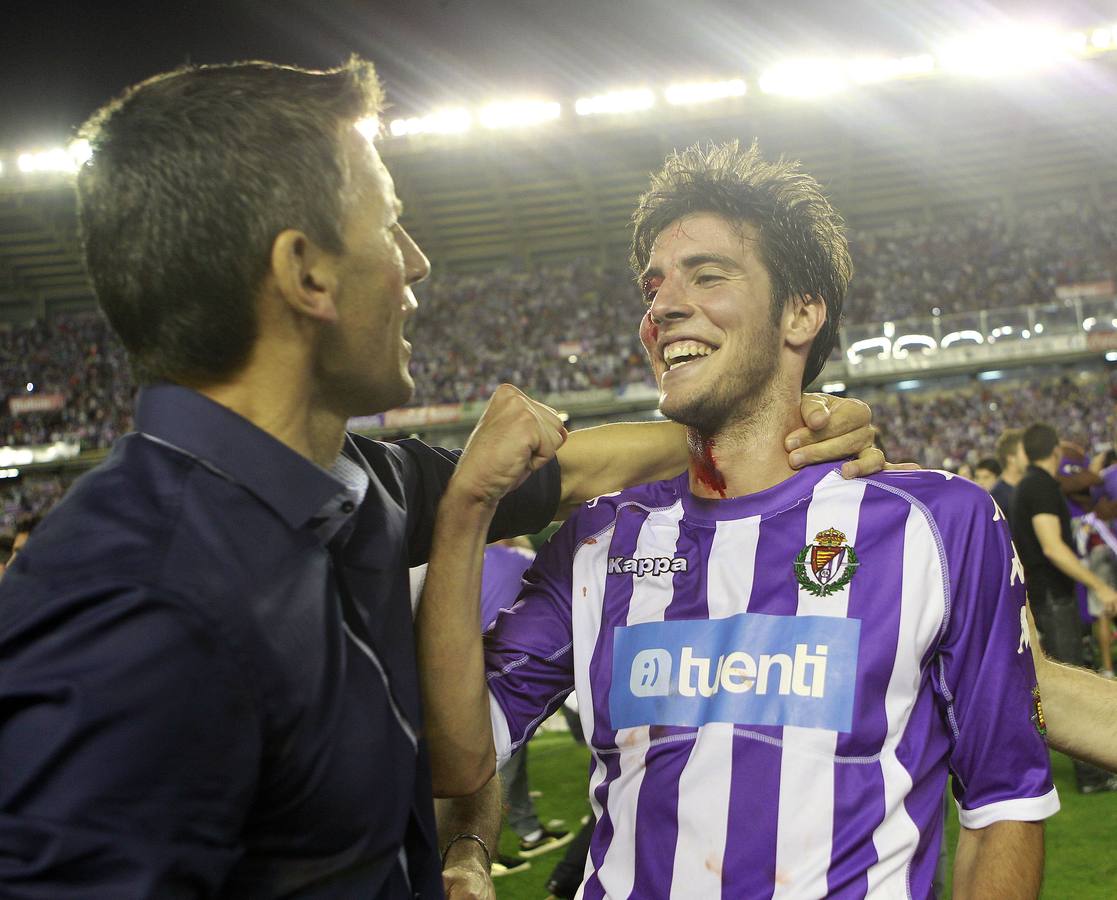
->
[787, 396, 872, 452]
[453, 385, 568, 508]
[789, 424, 876, 469]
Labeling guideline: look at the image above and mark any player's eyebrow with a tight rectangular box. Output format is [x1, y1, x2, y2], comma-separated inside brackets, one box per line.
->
[638, 252, 742, 284]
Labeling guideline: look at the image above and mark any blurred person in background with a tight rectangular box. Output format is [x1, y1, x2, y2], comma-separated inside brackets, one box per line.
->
[1013, 422, 1117, 793]
[992, 428, 1026, 523]
[973, 457, 1001, 493]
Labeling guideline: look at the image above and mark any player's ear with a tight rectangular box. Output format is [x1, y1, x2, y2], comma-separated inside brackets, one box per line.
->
[269, 229, 340, 324]
[784, 293, 826, 348]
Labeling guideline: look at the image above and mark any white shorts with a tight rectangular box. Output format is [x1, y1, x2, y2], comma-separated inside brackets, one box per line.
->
[1086, 544, 1117, 617]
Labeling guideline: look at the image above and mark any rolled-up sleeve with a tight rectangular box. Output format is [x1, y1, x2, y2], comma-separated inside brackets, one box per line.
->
[0, 585, 262, 898]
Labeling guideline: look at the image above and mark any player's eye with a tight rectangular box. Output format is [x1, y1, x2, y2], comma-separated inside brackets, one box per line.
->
[696, 273, 722, 285]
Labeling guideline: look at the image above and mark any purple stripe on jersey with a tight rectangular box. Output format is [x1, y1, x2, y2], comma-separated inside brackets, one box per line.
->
[898, 687, 952, 895]
[582, 752, 624, 900]
[626, 518, 715, 897]
[628, 738, 693, 899]
[722, 498, 810, 898]
[827, 486, 906, 895]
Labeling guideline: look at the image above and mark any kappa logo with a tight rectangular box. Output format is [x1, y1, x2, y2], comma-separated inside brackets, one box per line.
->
[607, 555, 689, 577]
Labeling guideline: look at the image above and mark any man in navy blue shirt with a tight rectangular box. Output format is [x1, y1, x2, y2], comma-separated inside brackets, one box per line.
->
[0, 60, 878, 898]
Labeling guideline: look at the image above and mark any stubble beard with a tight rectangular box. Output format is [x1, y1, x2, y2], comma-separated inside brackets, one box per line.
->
[658, 338, 781, 438]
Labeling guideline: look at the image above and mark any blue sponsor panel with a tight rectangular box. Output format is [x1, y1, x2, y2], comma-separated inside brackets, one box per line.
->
[609, 612, 861, 732]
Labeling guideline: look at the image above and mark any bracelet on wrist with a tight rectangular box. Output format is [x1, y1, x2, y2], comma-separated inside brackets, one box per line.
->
[441, 832, 492, 870]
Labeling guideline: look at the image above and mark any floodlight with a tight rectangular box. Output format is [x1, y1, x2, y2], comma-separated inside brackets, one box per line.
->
[846, 336, 891, 364]
[892, 334, 936, 358]
[895, 380, 922, 391]
[355, 117, 380, 143]
[821, 381, 846, 393]
[848, 54, 935, 85]
[1091, 27, 1113, 49]
[940, 330, 984, 348]
[759, 59, 847, 98]
[1034, 322, 1045, 333]
[1108, 351, 1117, 362]
[664, 79, 747, 106]
[574, 89, 654, 116]
[936, 26, 1078, 77]
[17, 142, 88, 175]
[1083, 316, 1097, 330]
[479, 100, 561, 129]
[388, 108, 472, 137]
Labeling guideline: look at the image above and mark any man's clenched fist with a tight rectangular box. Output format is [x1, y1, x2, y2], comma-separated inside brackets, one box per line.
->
[449, 384, 568, 510]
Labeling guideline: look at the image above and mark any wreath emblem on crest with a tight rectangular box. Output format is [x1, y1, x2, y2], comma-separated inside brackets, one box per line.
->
[794, 527, 859, 597]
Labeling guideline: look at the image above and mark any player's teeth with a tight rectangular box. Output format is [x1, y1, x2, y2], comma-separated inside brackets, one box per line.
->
[663, 341, 715, 363]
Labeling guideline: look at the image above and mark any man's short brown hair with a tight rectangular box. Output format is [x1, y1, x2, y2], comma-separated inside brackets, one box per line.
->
[77, 58, 383, 386]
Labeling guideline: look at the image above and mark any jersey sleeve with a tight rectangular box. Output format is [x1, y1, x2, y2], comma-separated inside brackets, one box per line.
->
[932, 485, 1060, 828]
[484, 519, 580, 766]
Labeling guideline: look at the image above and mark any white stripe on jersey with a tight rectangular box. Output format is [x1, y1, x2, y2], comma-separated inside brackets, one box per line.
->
[773, 473, 866, 898]
[670, 514, 761, 900]
[592, 500, 685, 899]
[865, 504, 946, 896]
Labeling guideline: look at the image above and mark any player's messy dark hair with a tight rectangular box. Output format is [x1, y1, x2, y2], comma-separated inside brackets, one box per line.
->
[630, 140, 852, 388]
[76, 58, 383, 386]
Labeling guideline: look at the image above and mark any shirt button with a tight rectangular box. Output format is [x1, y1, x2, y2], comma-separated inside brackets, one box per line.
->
[341, 500, 356, 513]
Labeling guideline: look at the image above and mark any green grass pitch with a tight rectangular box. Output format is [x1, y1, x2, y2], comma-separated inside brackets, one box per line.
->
[492, 732, 1117, 899]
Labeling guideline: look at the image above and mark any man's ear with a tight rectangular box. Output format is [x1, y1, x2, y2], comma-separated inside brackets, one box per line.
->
[784, 293, 826, 348]
[269, 229, 340, 323]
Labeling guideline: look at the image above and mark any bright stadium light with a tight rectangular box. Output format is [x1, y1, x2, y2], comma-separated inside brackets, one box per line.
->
[664, 78, 747, 106]
[355, 116, 381, 143]
[479, 100, 561, 129]
[388, 107, 472, 137]
[936, 25, 1081, 76]
[940, 330, 985, 348]
[574, 88, 655, 116]
[1090, 27, 1113, 49]
[759, 59, 847, 98]
[1107, 351, 1117, 362]
[17, 139, 90, 175]
[1083, 316, 1097, 330]
[821, 381, 846, 393]
[847, 54, 935, 85]
[892, 334, 937, 358]
[846, 336, 891, 364]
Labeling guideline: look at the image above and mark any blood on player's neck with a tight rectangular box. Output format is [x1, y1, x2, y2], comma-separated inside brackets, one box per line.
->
[688, 428, 727, 498]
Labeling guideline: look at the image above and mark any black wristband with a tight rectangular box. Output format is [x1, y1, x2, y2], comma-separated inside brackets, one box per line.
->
[441, 832, 492, 870]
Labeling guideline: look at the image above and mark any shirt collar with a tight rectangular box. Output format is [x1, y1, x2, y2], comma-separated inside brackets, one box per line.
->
[134, 383, 347, 530]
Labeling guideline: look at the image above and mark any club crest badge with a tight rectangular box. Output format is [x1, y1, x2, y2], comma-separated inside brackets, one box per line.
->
[794, 527, 859, 597]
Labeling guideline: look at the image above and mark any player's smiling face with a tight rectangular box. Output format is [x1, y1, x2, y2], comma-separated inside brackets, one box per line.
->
[638, 213, 781, 433]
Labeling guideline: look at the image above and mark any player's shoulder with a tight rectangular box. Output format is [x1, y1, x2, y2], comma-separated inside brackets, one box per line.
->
[562, 475, 683, 538]
[860, 468, 1000, 522]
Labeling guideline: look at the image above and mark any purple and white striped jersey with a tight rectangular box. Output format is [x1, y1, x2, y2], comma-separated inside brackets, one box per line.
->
[485, 462, 1058, 899]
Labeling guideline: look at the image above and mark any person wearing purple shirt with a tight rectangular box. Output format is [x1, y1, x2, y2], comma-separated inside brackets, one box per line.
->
[423, 142, 1056, 898]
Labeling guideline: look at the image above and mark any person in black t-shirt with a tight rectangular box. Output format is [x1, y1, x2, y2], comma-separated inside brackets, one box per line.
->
[1013, 422, 1117, 793]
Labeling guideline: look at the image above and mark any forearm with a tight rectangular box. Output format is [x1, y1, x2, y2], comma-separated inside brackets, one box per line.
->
[1034, 653, 1117, 770]
[555, 421, 687, 517]
[417, 491, 498, 796]
[953, 820, 1043, 899]
[436, 776, 503, 862]
[1046, 541, 1107, 592]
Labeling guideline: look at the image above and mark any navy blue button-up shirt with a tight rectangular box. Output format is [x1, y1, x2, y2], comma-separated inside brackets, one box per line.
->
[0, 384, 560, 898]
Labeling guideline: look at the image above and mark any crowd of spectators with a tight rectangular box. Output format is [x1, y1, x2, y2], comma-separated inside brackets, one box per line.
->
[872, 369, 1117, 470]
[1, 198, 1114, 458]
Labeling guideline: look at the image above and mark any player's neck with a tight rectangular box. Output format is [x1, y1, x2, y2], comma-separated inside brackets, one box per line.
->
[686, 388, 802, 500]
